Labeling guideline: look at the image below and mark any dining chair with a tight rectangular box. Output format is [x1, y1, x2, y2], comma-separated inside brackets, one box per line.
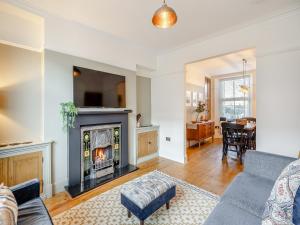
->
[220, 117, 227, 122]
[248, 128, 256, 150]
[241, 117, 256, 150]
[221, 122, 246, 164]
[242, 117, 256, 123]
[219, 117, 227, 134]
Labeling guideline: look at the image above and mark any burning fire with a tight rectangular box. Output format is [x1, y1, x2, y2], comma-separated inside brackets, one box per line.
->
[95, 148, 106, 161]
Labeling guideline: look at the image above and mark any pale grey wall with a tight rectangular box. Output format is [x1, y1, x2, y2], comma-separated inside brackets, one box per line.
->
[136, 76, 151, 126]
[0, 43, 42, 143]
[43, 50, 137, 193]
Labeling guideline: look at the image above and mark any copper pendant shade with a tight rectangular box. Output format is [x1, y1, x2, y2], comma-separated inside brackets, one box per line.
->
[152, 0, 177, 28]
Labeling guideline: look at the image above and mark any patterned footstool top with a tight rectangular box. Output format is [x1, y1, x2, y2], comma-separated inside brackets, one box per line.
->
[121, 172, 176, 209]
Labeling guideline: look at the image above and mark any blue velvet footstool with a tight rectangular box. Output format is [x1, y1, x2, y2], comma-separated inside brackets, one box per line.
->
[120, 172, 176, 225]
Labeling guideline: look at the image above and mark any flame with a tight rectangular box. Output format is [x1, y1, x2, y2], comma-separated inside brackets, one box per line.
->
[95, 148, 106, 161]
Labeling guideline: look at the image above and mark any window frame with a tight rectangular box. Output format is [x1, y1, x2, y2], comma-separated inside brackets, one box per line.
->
[219, 75, 252, 120]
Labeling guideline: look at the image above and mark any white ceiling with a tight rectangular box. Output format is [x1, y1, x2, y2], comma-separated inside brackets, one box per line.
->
[187, 48, 256, 76]
[11, 0, 300, 52]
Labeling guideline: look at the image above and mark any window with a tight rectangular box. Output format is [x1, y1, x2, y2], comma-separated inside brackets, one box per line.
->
[219, 76, 251, 120]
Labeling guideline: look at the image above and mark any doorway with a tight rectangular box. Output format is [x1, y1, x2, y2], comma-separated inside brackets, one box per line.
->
[185, 48, 256, 163]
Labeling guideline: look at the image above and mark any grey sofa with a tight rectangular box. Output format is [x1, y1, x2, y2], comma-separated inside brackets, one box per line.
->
[204, 151, 296, 225]
[10, 179, 53, 225]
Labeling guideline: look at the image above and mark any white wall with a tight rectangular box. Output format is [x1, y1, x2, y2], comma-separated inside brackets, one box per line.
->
[136, 76, 151, 126]
[257, 50, 300, 157]
[0, 2, 43, 51]
[44, 15, 156, 72]
[0, 1, 156, 71]
[152, 9, 300, 163]
[44, 50, 137, 193]
[0, 44, 42, 143]
[152, 71, 185, 163]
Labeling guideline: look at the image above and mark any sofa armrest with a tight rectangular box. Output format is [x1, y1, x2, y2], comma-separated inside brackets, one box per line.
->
[10, 179, 40, 205]
[244, 151, 296, 181]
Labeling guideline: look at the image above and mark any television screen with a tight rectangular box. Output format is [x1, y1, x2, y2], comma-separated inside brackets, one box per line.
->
[73, 66, 126, 108]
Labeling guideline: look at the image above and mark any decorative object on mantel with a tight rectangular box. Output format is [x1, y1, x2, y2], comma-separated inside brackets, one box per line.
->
[60, 102, 78, 131]
[194, 101, 206, 122]
[136, 113, 142, 128]
[152, 0, 177, 29]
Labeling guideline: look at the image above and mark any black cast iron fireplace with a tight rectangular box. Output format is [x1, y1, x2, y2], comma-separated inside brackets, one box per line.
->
[66, 110, 138, 197]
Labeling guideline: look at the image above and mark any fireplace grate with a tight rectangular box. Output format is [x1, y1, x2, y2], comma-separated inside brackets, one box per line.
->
[92, 158, 114, 170]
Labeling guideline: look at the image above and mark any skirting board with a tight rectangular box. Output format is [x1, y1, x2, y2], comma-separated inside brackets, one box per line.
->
[53, 179, 68, 194]
[137, 152, 159, 164]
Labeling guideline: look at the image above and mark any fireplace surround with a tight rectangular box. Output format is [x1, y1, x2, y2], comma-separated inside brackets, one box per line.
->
[66, 109, 137, 197]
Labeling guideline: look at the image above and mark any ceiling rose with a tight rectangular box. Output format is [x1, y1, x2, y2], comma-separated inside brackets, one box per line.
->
[152, 0, 177, 29]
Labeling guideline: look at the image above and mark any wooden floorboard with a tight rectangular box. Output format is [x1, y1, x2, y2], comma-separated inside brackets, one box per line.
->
[45, 138, 243, 217]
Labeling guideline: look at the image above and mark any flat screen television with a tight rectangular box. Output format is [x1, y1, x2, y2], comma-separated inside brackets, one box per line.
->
[73, 66, 126, 108]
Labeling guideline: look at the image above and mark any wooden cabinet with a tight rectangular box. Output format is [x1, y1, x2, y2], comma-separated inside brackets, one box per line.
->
[148, 131, 158, 154]
[137, 130, 158, 159]
[0, 158, 8, 185]
[186, 121, 215, 148]
[0, 152, 43, 192]
[138, 132, 150, 158]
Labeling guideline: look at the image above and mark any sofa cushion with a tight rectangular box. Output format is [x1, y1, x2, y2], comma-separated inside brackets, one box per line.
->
[204, 201, 261, 225]
[221, 172, 274, 217]
[0, 184, 18, 225]
[262, 159, 300, 225]
[17, 198, 52, 225]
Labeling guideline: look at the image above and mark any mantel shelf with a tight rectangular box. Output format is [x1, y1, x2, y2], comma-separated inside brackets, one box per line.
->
[77, 108, 132, 115]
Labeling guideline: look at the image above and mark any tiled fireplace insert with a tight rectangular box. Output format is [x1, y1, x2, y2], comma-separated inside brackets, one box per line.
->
[81, 124, 121, 182]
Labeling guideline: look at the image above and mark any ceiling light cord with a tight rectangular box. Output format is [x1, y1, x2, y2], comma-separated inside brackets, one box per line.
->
[243, 59, 247, 85]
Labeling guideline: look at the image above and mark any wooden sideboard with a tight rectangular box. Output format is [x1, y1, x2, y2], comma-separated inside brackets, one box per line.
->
[186, 121, 215, 148]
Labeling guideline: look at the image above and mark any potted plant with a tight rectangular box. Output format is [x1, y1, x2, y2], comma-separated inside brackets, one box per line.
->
[194, 101, 206, 122]
[60, 102, 78, 131]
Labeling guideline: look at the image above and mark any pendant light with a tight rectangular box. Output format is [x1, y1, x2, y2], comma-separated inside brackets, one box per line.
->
[73, 66, 81, 77]
[152, 0, 177, 29]
[240, 59, 249, 94]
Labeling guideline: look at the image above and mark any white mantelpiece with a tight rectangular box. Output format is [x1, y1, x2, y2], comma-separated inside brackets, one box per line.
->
[0, 141, 53, 198]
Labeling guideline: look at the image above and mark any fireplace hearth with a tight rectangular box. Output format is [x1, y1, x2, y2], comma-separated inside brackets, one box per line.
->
[66, 110, 138, 197]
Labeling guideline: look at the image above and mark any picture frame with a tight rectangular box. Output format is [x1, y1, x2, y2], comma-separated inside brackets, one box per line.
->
[186, 91, 192, 106]
[198, 92, 203, 102]
[192, 91, 198, 107]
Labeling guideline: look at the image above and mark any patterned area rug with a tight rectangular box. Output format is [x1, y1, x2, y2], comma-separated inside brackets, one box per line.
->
[53, 171, 219, 225]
